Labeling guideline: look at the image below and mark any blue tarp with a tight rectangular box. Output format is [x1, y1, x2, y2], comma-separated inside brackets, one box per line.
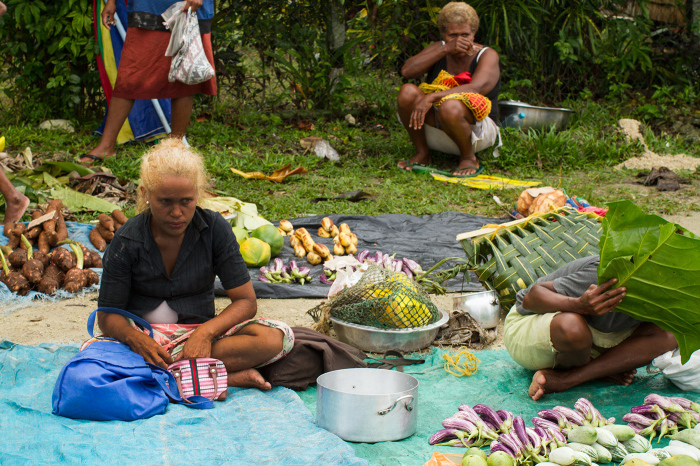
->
[0, 341, 368, 466]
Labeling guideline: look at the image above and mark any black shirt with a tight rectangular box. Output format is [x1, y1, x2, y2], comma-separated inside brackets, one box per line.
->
[426, 47, 501, 121]
[98, 207, 250, 324]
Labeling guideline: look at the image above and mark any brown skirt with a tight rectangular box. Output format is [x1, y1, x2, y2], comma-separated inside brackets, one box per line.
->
[113, 27, 217, 99]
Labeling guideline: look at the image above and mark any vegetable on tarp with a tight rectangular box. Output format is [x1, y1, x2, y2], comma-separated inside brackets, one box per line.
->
[597, 200, 700, 364]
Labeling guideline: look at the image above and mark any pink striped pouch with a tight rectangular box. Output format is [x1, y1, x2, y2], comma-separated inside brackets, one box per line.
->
[167, 358, 228, 401]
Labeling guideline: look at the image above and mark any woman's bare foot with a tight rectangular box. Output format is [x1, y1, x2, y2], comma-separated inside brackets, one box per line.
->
[528, 369, 574, 401]
[227, 368, 272, 390]
[453, 156, 480, 176]
[3, 192, 29, 228]
[397, 151, 431, 171]
[600, 369, 637, 385]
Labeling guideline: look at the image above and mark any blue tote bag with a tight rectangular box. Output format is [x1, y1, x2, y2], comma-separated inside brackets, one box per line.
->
[52, 307, 213, 421]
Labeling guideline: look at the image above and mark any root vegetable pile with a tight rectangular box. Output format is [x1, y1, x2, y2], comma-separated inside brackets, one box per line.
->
[89, 209, 128, 252]
[0, 236, 100, 296]
[4, 199, 67, 255]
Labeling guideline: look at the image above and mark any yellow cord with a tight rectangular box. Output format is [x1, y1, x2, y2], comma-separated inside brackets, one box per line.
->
[442, 347, 480, 377]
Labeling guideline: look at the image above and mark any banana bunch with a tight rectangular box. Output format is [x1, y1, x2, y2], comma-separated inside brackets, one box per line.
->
[277, 220, 294, 237]
[291, 228, 332, 265]
[330, 221, 358, 256]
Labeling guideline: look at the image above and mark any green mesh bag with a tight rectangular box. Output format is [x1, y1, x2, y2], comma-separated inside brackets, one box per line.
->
[310, 263, 441, 329]
[458, 207, 604, 307]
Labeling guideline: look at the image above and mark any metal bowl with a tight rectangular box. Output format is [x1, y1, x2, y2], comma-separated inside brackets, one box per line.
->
[498, 100, 574, 132]
[453, 290, 500, 329]
[330, 309, 449, 353]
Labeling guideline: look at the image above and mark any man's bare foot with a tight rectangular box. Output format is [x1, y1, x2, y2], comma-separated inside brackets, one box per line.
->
[227, 368, 272, 390]
[528, 369, 573, 401]
[397, 153, 431, 171]
[600, 369, 637, 385]
[3, 192, 29, 228]
[453, 157, 481, 176]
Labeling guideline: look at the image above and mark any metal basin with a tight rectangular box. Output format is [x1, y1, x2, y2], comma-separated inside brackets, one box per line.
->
[330, 309, 449, 353]
[317, 368, 418, 443]
[453, 290, 500, 329]
[498, 100, 574, 132]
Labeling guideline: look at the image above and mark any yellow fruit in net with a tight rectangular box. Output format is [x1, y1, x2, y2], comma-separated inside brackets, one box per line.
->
[375, 291, 432, 328]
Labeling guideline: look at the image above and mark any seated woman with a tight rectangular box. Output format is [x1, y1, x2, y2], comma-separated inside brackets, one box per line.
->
[93, 138, 293, 390]
[397, 2, 501, 177]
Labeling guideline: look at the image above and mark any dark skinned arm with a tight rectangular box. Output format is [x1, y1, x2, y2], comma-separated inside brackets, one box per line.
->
[522, 278, 627, 316]
[173, 281, 257, 361]
[97, 312, 174, 368]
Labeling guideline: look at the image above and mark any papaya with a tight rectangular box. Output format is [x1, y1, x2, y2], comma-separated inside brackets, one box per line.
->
[232, 226, 249, 247]
[659, 456, 700, 466]
[239, 238, 271, 267]
[250, 224, 284, 257]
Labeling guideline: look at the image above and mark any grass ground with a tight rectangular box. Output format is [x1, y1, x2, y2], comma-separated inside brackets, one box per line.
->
[1, 96, 699, 223]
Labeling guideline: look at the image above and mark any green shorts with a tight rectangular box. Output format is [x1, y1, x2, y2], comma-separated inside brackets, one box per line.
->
[503, 305, 638, 371]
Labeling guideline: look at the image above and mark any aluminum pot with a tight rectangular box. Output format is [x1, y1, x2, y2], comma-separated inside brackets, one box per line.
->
[316, 368, 418, 443]
[452, 290, 500, 329]
[498, 100, 574, 132]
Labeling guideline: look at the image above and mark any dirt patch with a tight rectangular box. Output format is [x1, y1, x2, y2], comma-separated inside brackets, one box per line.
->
[615, 118, 700, 171]
[0, 291, 505, 350]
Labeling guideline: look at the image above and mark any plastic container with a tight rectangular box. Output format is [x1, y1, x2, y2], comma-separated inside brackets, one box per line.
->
[501, 111, 525, 129]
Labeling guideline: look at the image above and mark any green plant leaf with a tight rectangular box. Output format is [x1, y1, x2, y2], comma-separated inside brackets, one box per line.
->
[37, 161, 94, 177]
[598, 200, 700, 364]
[49, 186, 120, 213]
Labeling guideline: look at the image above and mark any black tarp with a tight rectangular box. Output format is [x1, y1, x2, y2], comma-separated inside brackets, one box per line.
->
[215, 211, 506, 299]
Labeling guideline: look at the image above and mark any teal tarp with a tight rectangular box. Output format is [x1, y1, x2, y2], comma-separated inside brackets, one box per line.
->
[298, 348, 691, 466]
[0, 341, 368, 466]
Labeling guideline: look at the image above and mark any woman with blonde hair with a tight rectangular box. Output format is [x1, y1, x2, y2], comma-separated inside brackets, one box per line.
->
[397, 2, 501, 177]
[94, 138, 293, 390]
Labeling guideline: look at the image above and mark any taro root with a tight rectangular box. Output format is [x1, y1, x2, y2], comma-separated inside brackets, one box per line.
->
[43, 264, 65, 287]
[8, 248, 28, 269]
[63, 243, 87, 293]
[84, 269, 100, 287]
[51, 247, 75, 272]
[37, 277, 59, 296]
[17, 234, 43, 284]
[0, 248, 30, 296]
[32, 250, 50, 268]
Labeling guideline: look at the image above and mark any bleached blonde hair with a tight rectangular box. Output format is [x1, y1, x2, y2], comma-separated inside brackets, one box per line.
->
[136, 138, 209, 213]
[438, 2, 479, 35]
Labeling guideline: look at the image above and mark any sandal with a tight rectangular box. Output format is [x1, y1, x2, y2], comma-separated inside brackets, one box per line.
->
[451, 164, 485, 178]
[76, 154, 106, 167]
[397, 159, 451, 176]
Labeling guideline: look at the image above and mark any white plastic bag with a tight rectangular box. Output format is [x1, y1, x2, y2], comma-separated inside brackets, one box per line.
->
[161, 2, 215, 85]
[651, 348, 700, 393]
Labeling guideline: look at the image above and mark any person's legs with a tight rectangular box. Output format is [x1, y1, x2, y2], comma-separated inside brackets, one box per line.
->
[210, 323, 285, 390]
[0, 171, 29, 227]
[79, 97, 136, 162]
[434, 99, 480, 176]
[170, 95, 194, 139]
[529, 320, 677, 400]
[397, 83, 436, 170]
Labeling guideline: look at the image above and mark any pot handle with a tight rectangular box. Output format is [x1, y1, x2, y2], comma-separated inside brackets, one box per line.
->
[378, 395, 414, 415]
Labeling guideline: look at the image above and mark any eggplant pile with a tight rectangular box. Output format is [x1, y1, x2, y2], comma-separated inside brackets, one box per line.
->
[430, 404, 514, 448]
[258, 259, 312, 284]
[624, 394, 700, 441]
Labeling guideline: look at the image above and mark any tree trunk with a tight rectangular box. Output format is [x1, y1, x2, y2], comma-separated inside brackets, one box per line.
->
[326, 0, 346, 92]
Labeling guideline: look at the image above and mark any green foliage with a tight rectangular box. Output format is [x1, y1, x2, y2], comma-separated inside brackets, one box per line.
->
[0, 0, 101, 122]
[598, 200, 700, 364]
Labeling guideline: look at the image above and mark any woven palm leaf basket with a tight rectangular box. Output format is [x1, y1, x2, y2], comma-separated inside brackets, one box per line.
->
[457, 207, 604, 307]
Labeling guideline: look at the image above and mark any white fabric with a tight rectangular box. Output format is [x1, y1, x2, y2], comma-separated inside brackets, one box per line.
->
[424, 115, 502, 157]
[651, 348, 700, 392]
[142, 300, 180, 324]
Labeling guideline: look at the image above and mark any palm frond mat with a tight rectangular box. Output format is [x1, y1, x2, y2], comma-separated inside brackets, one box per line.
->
[431, 172, 540, 189]
[457, 207, 604, 306]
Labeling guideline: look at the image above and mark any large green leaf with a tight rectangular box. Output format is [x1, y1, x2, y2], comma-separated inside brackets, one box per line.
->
[49, 186, 120, 213]
[598, 200, 700, 364]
